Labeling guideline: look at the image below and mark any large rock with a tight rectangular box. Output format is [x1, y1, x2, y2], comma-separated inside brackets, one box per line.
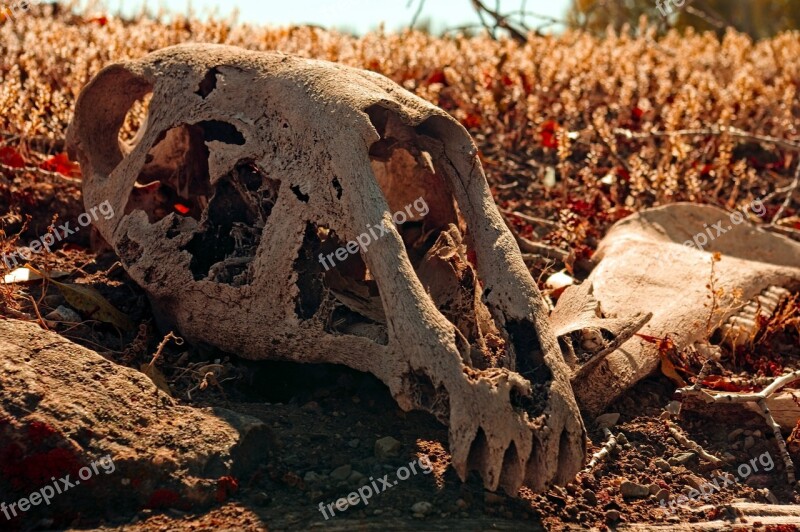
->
[0, 319, 270, 527]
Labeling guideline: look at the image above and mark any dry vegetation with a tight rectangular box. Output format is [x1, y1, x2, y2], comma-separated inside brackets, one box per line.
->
[1, 3, 799, 529]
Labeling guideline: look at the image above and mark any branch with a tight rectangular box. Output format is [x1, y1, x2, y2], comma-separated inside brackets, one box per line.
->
[677, 368, 800, 486]
[614, 125, 800, 152]
[470, 0, 528, 42]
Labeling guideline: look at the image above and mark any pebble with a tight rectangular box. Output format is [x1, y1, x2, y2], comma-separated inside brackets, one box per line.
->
[484, 492, 505, 505]
[303, 471, 323, 483]
[45, 305, 81, 323]
[583, 489, 597, 506]
[685, 475, 705, 490]
[456, 498, 469, 510]
[744, 436, 755, 450]
[752, 430, 762, 438]
[348, 470, 366, 484]
[728, 428, 745, 442]
[655, 488, 670, 502]
[330, 465, 352, 481]
[347, 439, 360, 448]
[595, 413, 620, 428]
[648, 483, 660, 495]
[616, 432, 629, 445]
[301, 401, 321, 412]
[654, 458, 671, 472]
[620, 480, 650, 498]
[669, 452, 696, 467]
[631, 458, 646, 470]
[411, 501, 433, 516]
[252, 492, 271, 506]
[374, 436, 402, 460]
[605, 509, 621, 522]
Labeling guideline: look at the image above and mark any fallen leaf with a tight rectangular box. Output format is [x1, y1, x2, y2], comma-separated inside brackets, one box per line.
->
[26, 266, 134, 330]
[40, 153, 81, 178]
[0, 146, 25, 168]
[140, 363, 173, 397]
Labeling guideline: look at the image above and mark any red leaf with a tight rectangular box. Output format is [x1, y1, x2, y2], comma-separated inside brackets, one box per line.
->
[540, 120, 559, 149]
[632, 107, 644, 119]
[216, 476, 239, 502]
[426, 70, 446, 85]
[40, 153, 81, 178]
[701, 375, 756, 393]
[462, 113, 482, 129]
[174, 203, 191, 215]
[88, 16, 108, 26]
[0, 146, 25, 168]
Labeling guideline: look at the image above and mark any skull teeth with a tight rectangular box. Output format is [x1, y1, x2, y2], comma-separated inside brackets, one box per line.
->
[717, 285, 791, 349]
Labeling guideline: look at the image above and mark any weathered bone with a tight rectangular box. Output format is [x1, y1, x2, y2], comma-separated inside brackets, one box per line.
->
[66, 43, 585, 494]
[554, 203, 800, 416]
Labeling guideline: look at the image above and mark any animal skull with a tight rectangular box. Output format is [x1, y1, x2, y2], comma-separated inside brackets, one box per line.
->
[551, 203, 800, 417]
[66, 44, 585, 494]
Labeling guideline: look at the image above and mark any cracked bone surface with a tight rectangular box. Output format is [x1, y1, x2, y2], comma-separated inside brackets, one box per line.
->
[66, 43, 585, 495]
[553, 203, 800, 417]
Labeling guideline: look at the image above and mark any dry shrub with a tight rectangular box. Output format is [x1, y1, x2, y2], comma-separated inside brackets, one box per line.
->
[0, 3, 798, 253]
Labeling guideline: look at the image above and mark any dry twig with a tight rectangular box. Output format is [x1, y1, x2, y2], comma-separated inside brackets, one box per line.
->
[677, 369, 800, 485]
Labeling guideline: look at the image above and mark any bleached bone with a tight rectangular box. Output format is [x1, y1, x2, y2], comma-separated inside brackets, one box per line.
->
[552, 203, 800, 416]
[66, 43, 585, 495]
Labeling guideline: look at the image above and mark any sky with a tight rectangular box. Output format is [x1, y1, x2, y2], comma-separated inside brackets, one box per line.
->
[112, 0, 573, 34]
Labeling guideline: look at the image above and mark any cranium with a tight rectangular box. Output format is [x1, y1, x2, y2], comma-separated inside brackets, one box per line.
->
[551, 203, 800, 417]
[66, 44, 585, 494]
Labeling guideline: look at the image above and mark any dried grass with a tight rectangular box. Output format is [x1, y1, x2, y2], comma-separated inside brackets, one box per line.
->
[1, 3, 798, 299]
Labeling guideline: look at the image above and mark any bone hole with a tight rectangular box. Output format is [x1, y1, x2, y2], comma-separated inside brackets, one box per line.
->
[294, 222, 388, 346]
[180, 160, 279, 286]
[365, 105, 507, 369]
[508, 319, 551, 420]
[124, 120, 248, 224]
[195, 68, 220, 98]
[118, 92, 152, 147]
[403, 370, 449, 424]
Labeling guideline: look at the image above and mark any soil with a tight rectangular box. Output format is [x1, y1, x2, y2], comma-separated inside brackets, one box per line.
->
[1, 234, 798, 531]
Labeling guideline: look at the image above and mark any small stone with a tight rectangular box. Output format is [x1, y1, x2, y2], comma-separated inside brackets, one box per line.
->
[723, 452, 737, 462]
[595, 413, 620, 429]
[654, 458, 671, 472]
[301, 401, 321, 412]
[303, 471, 323, 483]
[484, 492, 504, 505]
[685, 475, 705, 490]
[648, 483, 660, 495]
[616, 432, 629, 445]
[45, 305, 82, 323]
[655, 489, 670, 502]
[347, 439, 360, 448]
[330, 464, 352, 481]
[455, 498, 469, 510]
[668, 452, 696, 467]
[744, 436, 755, 450]
[752, 430, 762, 438]
[411, 501, 433, 515]
[620, 480, 650, 498]
[605, 509, 621, 522]
[583, 489, 597, 506]
[252, 492, 271, 506]
[728, 428, 745, 442]
[374, 436, 402, 461]
[348, 470, 366, 484]
[631, 458, 646, 470]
